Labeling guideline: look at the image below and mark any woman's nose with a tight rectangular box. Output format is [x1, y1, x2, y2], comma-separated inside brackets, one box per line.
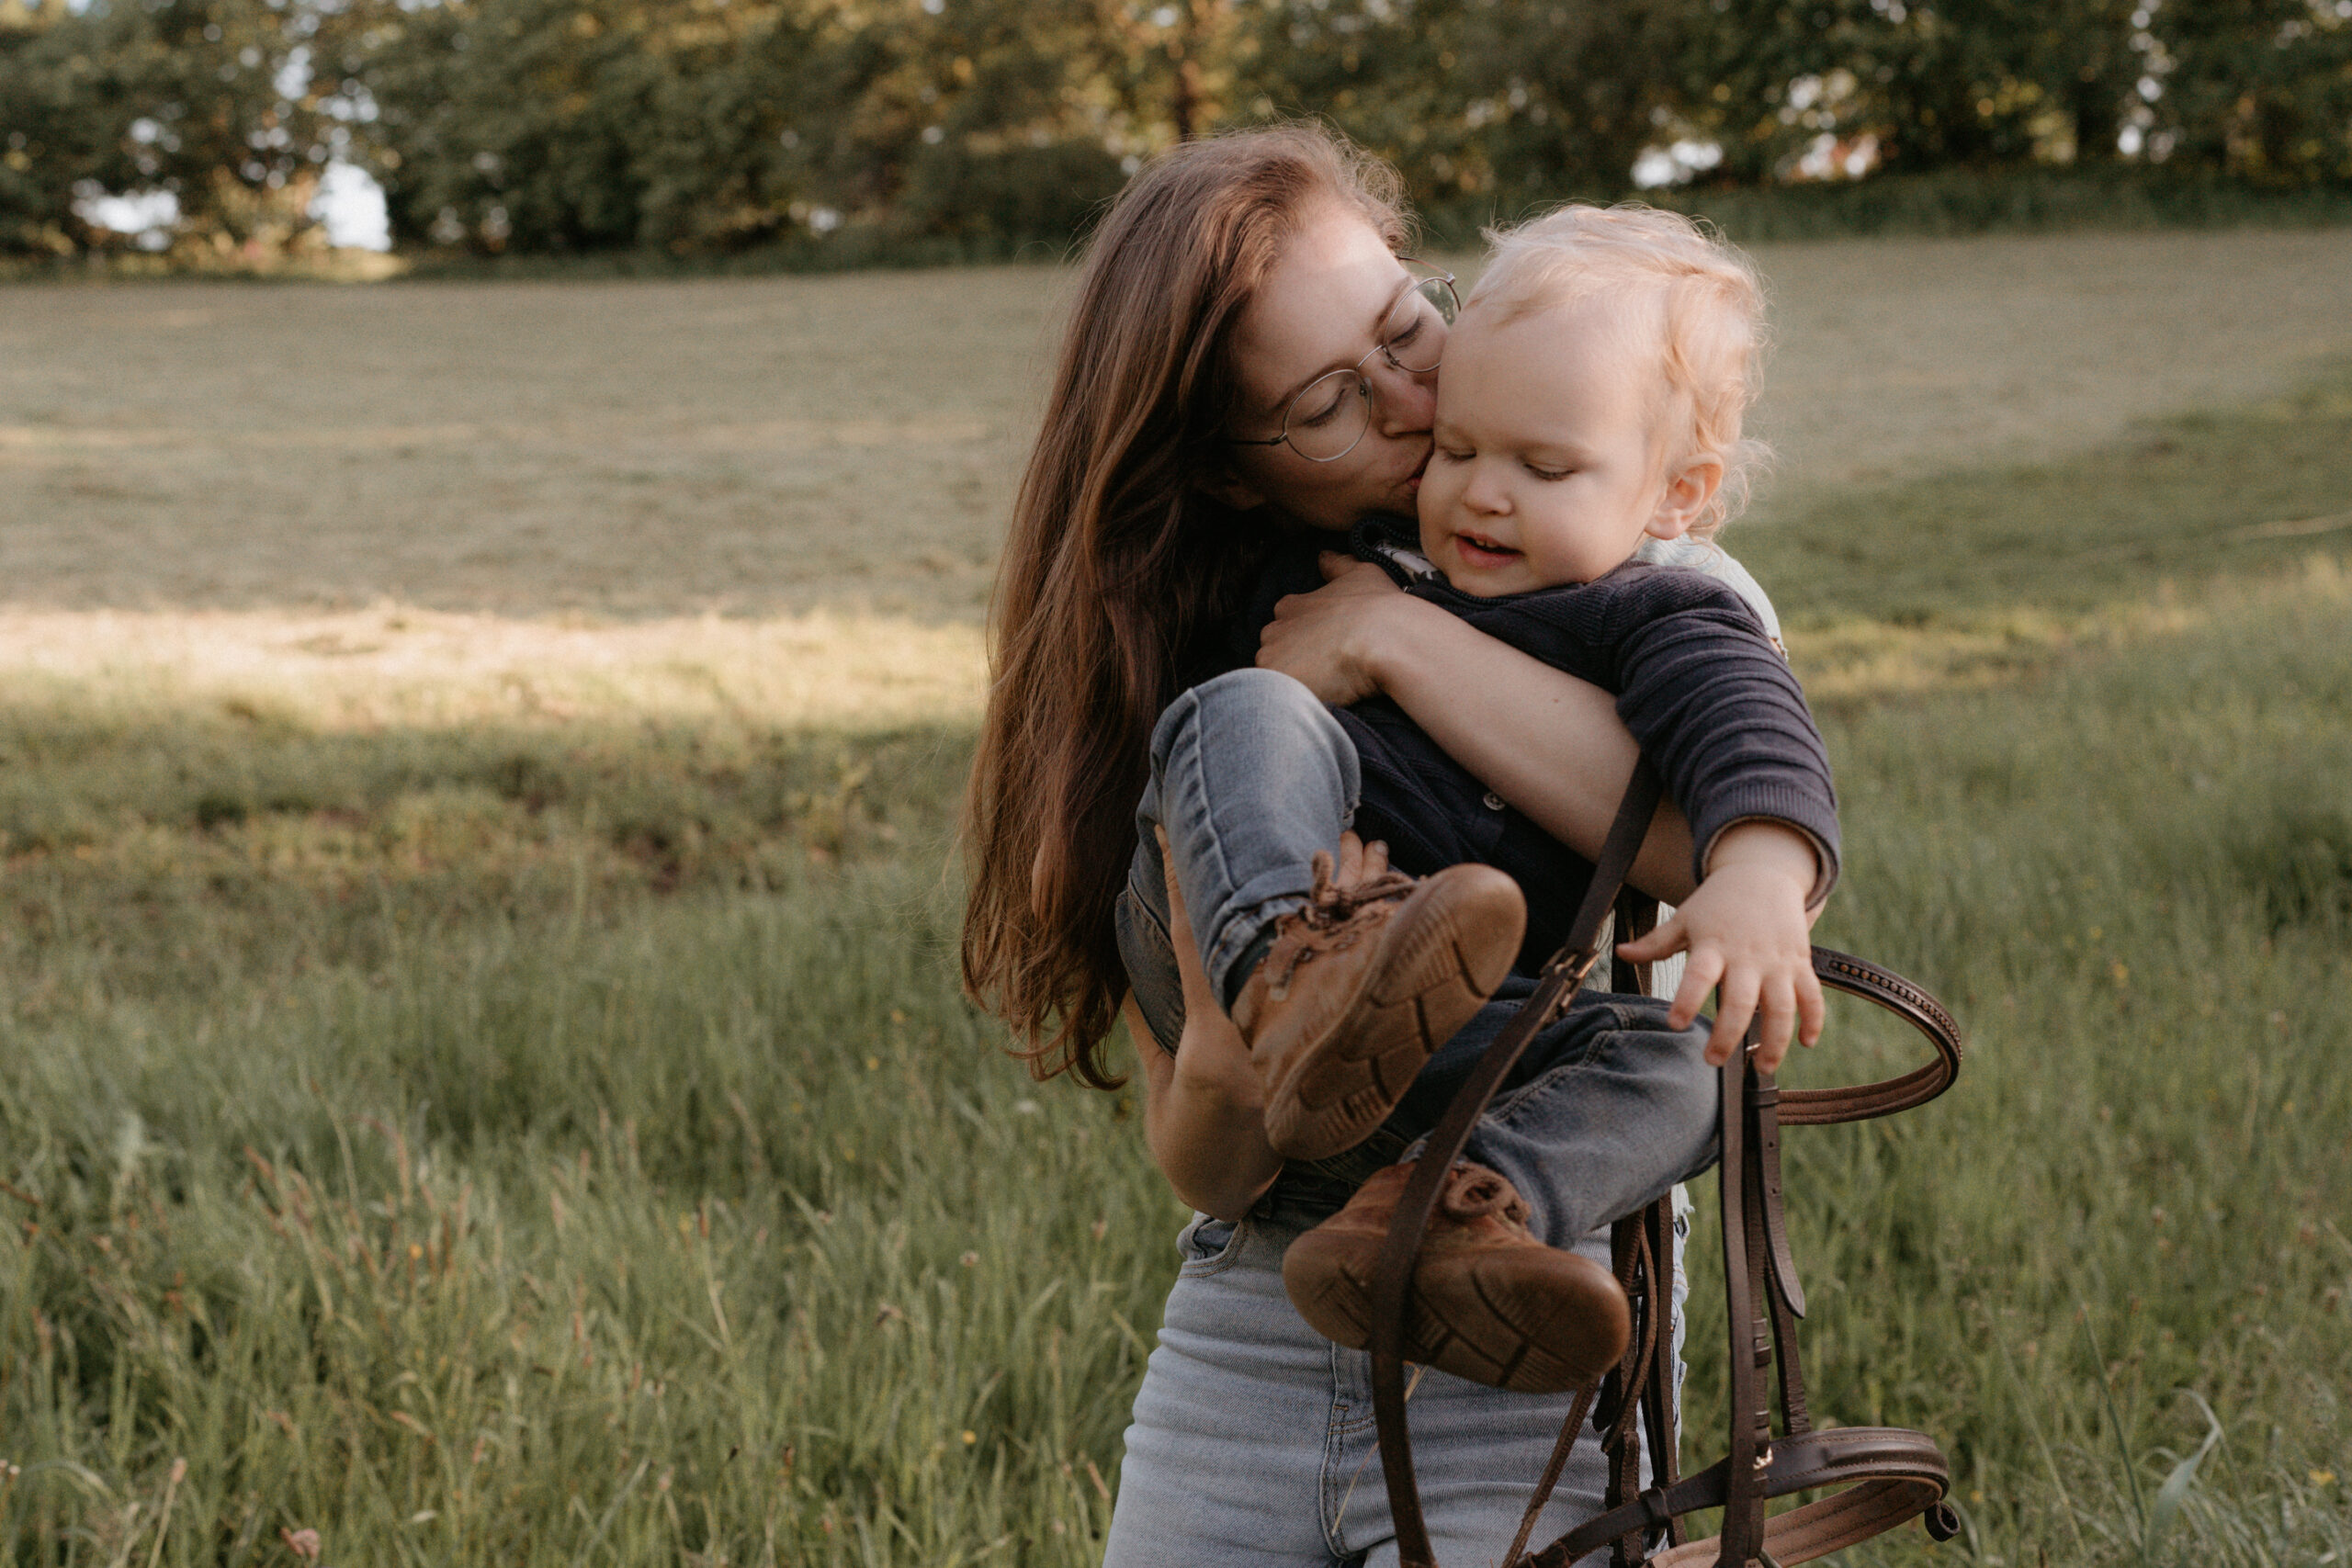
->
[1370, 359, 1436, 434]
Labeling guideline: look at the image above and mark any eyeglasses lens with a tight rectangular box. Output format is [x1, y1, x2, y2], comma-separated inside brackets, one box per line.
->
[1382, 277, 1456, 374]
[1276, 274, 1456, 462]
[1283, 370, 1373, 462]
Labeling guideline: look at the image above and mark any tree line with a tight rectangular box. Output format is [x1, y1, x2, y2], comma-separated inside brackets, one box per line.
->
[2, 0, 2346, 258]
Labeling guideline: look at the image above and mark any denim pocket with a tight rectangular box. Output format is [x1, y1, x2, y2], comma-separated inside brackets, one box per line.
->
[1176, 1213, 1248, 1276]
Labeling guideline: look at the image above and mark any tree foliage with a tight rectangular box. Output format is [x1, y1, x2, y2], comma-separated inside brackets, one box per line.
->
[0, 0, 342, 255]
[3, 0, 2346, 257]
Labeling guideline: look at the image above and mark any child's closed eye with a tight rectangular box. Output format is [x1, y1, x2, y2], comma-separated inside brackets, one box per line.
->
[1524, 462, 1574, 480]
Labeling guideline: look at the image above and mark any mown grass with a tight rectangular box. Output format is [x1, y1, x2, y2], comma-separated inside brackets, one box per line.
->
[1, 378, 2348, 1564]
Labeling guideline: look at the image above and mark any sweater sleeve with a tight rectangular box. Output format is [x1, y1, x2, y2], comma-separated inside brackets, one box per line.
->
[1605, 577, 1840, 901]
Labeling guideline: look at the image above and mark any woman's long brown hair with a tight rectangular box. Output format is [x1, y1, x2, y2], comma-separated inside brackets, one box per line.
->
[962, 125, 1409, 1088]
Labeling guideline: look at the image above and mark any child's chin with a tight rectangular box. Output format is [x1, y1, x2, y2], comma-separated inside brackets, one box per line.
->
[1448, 562, 1527, 597]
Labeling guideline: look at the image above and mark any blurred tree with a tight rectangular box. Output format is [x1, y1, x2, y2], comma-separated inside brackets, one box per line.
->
[1681, 0, 2151, 184]
[0, 0, 335, 256]
[1238, 0, 1708, 219]
[2154, 0, 2352, 181]
[337, 0, 1150, 254]
[6, 0, 2346, 259]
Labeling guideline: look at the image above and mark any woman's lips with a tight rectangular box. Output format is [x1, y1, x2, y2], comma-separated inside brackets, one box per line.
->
[1404, 455, 1430, 493]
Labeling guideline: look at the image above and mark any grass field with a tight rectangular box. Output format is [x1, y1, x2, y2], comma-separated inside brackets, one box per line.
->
[1, 240, 2349, 1564]
[6, 229, 2351, 617]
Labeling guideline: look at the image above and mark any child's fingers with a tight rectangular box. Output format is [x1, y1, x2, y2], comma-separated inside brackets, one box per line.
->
[1707, 967, 1759, 1066]
[1667, 943, 1721, 1034]
[1751, 974, 1796, 1074]
[1616, 911, 1689, 964]
[1360, 837, 1390, 878]
[1797, 964, 1826, 1047]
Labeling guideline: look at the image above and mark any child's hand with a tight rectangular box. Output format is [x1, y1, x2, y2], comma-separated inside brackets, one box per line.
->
[1613, 821, 1825, 1072]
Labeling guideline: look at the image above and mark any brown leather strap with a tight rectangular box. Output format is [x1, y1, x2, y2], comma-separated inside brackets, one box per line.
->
[1751, 1077, 1806, 1321]
[1635, 1195, 1683, 1550]
[1715, 1038, 1771, 1567]
[1527, 1427, 1953, 1568]
[1601, 1222, 1657, 1568]
[1783, 950, 1965, 1125]
[1499, 1381, 1602, 1568]
[1372, 761, 1665, 1568]
[1610, 889, 1657, 998]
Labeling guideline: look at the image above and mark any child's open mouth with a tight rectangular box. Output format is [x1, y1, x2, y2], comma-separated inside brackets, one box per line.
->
[1453, 530, 1521, 568]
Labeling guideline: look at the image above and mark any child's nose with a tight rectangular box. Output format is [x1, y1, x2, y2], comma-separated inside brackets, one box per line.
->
[1462, 463, 1510, 515]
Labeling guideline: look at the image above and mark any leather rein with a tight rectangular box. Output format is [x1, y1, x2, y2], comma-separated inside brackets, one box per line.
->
[1366, 761, 1967, 1568]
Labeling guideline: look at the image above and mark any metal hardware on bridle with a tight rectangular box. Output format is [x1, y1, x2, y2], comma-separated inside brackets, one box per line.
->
[1365, 760, 1967, 1568]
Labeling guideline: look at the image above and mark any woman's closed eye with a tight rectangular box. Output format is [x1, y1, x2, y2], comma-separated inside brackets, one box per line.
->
[1297, 382, 1353, 428]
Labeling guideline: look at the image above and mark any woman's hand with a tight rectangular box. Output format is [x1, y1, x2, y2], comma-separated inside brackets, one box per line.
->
[1133, 827, 1282, 1219]
[1255, 553, 1417, 706]
[1614, 820, 1826, 1073]
[1135, 829, 1396, 1218]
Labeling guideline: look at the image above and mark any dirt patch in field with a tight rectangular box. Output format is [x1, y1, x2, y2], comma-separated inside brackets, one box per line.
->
[3, 228, 2347, 618]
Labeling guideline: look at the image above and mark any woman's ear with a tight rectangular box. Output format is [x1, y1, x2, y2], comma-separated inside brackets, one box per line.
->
[1645, 453, 1724, 542]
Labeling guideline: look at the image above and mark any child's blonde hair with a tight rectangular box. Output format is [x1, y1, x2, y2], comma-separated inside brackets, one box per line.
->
[1468, 203, 1769, 536]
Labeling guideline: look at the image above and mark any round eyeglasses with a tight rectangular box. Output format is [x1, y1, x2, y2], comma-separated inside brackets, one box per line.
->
[1224, 265, 1461, 464]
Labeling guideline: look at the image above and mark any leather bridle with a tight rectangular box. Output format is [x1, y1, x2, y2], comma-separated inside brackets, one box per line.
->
[1366, 761, 1967, 1568]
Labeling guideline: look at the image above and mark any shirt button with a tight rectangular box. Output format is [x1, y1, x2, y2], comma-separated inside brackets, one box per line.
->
[1482, 791, 1507, 811]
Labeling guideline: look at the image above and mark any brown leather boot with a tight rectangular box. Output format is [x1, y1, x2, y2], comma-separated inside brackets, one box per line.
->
[1283, 1160, 1631, 1394]
[1233, 854, 1523, 1163]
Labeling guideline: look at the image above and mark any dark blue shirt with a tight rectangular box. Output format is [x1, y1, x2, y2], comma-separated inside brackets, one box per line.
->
[1231, 521, 1838, 976]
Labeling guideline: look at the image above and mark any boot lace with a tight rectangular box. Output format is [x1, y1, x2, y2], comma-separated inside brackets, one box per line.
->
[1439, 1162, 1531, 1226]
[1264, 851, 1419, 996]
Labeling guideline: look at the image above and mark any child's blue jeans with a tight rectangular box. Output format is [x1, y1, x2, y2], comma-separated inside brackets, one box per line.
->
[1114, 665, 1721, 1247]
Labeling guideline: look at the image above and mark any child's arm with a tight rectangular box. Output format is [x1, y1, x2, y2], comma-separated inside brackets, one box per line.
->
[1128, 826, 1284, 1220]
[1258, 555, 1702, 903]
[1614, 819, 1826, 1073]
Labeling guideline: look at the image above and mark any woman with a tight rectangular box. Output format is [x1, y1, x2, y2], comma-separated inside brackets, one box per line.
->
[962, 126, 1779, 1565]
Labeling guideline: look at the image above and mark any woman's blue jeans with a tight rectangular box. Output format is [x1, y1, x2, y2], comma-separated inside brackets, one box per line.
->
[1105, 668, 1719, 1565]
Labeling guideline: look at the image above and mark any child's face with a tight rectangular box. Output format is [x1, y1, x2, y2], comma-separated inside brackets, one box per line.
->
[1418, 294, 1702, 598]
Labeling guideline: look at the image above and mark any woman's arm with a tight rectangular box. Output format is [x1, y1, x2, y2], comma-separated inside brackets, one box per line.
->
[1127, 827, 1283, 1220]
[1257, 557, 1700, 903]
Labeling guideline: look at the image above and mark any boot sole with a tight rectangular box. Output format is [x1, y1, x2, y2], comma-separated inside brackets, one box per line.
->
[1284, 1229, 1632, 1394]
[1260, 864, 1524, 1163]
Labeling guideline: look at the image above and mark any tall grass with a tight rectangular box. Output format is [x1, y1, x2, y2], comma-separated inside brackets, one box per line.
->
[1, 383, 2348, 1562]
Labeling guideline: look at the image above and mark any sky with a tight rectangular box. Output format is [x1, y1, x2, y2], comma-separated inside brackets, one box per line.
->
[75, 161, 390, 251]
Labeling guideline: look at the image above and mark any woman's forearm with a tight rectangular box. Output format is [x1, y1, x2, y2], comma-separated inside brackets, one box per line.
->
[1126, 1003, 1283, 1221]
[1367, 598, 1700, 903]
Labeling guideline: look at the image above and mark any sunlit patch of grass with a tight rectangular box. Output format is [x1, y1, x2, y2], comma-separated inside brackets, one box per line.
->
[0, 604, 986, 734]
